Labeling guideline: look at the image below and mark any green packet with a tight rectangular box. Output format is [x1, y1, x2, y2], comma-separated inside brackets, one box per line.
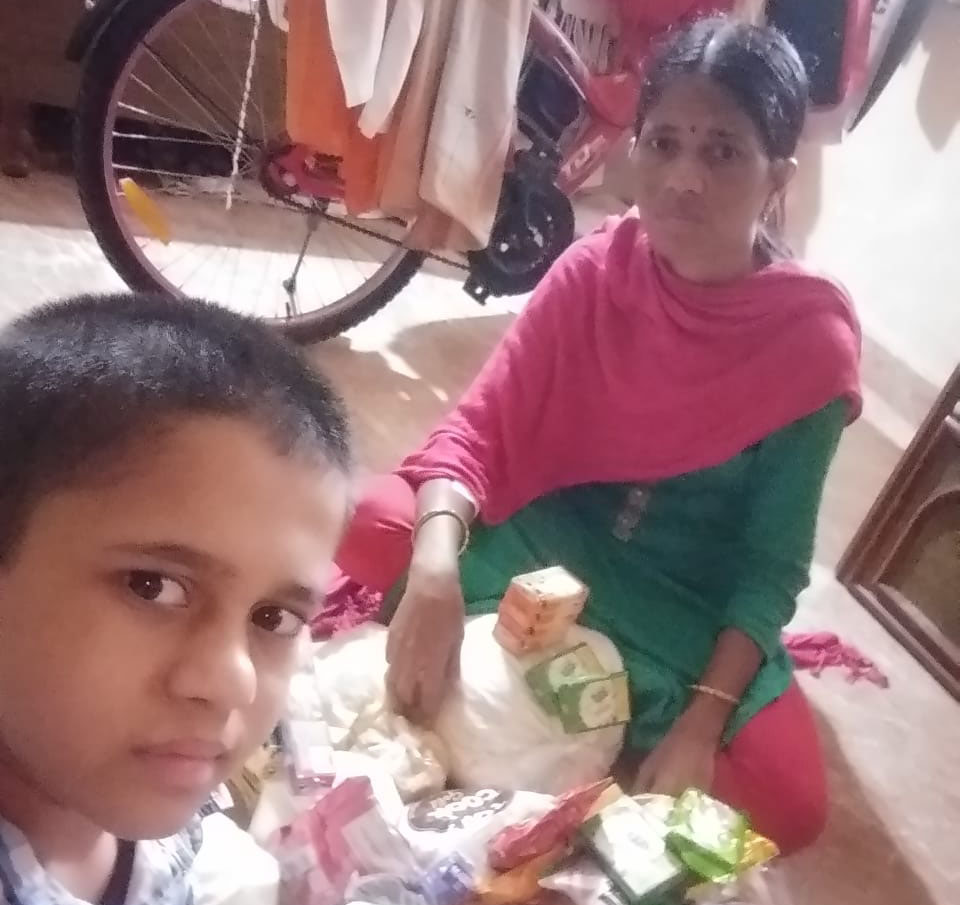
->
[555, 671, 631, 733]
[580, 794, 686, 904]
[665, 788, 748, 881]
[524, 642, 604, 716]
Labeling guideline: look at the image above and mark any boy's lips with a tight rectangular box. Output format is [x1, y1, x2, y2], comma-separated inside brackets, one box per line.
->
[132, 739, 230, 791]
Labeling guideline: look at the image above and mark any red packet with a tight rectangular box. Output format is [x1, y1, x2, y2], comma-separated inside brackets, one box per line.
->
[488, 778, 613, 872]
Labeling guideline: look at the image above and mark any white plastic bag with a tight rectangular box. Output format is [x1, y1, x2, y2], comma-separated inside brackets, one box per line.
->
[289, 626, 449, 802]
[434, 615, 626, 794]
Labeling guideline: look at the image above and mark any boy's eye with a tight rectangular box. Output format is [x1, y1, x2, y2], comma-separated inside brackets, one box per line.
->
[251, 605, 305, 638]
[127, 570, 187, 607]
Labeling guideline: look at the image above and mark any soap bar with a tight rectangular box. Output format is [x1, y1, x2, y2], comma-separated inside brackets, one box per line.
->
[555, 672, 631, 733]
[505, 566, 588, 620]
[581, 792, 686, 904]
[493, 566, 588, 654]
[525, 643, 605, 716]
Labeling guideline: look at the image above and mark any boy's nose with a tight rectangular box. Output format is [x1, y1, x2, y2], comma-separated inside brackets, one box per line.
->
[167, 619, 257, 714]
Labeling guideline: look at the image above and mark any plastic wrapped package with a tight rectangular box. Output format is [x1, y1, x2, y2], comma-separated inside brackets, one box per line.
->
[287, 626, 449, 802]
[539, 855, 628, 905]
[489, 779, 613, 871]
[267, 775, 420, 905]
[434, 615, 626, 793]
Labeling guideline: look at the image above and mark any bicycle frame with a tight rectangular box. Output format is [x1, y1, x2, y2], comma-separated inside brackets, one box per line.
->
[526, 5, 644, 195]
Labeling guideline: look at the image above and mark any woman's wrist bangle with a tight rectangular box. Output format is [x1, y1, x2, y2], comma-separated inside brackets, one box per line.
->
[689, 683, 740, 706]
[412, 508, 471, 556]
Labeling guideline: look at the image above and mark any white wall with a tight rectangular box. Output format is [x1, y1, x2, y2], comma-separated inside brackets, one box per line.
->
[790, 2, 960, 392]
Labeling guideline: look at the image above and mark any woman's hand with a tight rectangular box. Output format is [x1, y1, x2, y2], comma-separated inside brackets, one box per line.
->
[633, 710, 720, 797]
[385, 563, 465, 726]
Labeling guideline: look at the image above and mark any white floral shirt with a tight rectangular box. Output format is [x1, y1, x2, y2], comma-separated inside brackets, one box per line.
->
[0, 817, 202, 905]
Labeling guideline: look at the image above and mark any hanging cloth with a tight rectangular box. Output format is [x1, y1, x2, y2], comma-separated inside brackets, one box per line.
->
[358, 0, 427, 137]
[285, 0, 383, 213]
[325, 0, 389, 108]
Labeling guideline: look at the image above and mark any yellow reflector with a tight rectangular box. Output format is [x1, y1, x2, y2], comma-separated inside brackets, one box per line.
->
[119, 177, 172, 245]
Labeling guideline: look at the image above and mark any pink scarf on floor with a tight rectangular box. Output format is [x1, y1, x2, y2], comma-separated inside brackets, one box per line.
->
[399, 211, 862, 523]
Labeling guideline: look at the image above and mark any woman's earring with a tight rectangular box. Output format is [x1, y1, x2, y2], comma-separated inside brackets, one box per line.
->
[764, 194, 785, 229]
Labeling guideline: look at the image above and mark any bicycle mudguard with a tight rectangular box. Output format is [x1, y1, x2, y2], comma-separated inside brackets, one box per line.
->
[65, 0, 132, 62]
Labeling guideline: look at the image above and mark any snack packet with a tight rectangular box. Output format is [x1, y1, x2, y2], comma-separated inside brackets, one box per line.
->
[525, 644, 605, 716]
[539, 855, 631, 905]
[665, 789, 748, 881]
[555, 672, 630, 733]
[270, 775, 419, 905]
[489, 778, 613, 872]
[476, 848, 567, 905]
[279, 718, 337, 794]
[581, 789, 686, 904]
[418, 853, 477, 905]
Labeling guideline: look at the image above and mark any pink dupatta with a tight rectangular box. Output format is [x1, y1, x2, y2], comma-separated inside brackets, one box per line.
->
[399, 211, 861, 523]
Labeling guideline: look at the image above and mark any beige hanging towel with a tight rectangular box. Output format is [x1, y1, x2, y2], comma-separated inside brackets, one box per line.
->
[418, 0, 535, 249]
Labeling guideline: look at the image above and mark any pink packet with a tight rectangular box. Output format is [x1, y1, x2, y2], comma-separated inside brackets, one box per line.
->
[271, 776, 419, 905]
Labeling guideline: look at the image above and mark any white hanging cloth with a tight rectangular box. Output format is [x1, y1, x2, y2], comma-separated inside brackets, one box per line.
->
[325, 0, 389, 108]
[358, 0, 426, 137]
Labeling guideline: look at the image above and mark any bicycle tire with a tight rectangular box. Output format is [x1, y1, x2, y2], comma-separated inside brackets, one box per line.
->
[74, 0, 425, 344]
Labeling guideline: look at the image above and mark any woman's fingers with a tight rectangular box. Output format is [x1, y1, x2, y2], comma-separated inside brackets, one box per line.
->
[633, 757, 657, 794]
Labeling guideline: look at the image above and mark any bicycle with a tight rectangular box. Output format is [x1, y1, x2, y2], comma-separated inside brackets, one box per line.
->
[66, 0, 664, 342]
[68, 0, 884, 343]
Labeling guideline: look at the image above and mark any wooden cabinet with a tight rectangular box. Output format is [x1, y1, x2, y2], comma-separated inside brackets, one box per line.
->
[838, 366, 960, 699]
[0, 1, 85, 108]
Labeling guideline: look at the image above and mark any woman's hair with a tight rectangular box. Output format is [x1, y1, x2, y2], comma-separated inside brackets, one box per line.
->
[636, 16, 809, 258]
[0, 292, 351, 559]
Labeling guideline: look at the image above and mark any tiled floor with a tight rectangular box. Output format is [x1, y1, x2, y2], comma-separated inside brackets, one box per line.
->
[0, 172, 957, 904]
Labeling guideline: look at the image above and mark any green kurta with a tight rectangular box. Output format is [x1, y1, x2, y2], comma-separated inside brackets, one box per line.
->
[458, 399, 846, 751]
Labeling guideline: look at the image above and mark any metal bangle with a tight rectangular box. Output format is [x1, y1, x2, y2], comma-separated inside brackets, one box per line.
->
[412, 508, 471, 556]
[689, 683, 740, 706]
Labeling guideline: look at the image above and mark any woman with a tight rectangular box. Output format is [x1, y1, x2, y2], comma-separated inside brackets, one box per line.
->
[332, 17, 861, 854]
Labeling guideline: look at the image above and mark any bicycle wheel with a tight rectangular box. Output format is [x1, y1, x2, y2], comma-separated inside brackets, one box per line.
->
[75, 0, 424, 343]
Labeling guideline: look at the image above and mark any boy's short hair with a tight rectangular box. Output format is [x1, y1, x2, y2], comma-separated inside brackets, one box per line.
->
[0, 292, 350, 560]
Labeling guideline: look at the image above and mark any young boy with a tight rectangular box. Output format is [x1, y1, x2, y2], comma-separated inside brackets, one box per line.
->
[0, 293, 352, 904]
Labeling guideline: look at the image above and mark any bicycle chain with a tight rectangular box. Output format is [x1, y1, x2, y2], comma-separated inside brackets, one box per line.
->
[316, 210, 469, 273]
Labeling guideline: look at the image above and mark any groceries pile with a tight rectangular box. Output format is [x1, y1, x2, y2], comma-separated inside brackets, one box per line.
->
[262, 773, 779, 905]
[240, 566, 780, 904]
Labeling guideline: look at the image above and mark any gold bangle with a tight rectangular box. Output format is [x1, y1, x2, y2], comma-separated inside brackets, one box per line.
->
[413, 509, 471, 556]
[689, 683, 740, 706]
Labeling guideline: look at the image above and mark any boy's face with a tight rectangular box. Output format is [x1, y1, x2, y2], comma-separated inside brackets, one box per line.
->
[0, 415, 348, 840]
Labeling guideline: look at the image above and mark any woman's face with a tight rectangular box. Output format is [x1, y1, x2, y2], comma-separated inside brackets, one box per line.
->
[632, 73, 795, 282]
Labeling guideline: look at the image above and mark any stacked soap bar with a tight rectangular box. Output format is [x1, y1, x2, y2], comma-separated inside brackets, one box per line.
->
[493, 565, 589, 654]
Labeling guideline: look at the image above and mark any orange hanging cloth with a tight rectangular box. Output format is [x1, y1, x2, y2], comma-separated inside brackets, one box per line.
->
[284, 0, 382, 214]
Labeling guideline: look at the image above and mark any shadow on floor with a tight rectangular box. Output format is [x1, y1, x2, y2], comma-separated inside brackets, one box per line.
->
[307, 313, 516, 472]
[777, 708, 938, 905]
